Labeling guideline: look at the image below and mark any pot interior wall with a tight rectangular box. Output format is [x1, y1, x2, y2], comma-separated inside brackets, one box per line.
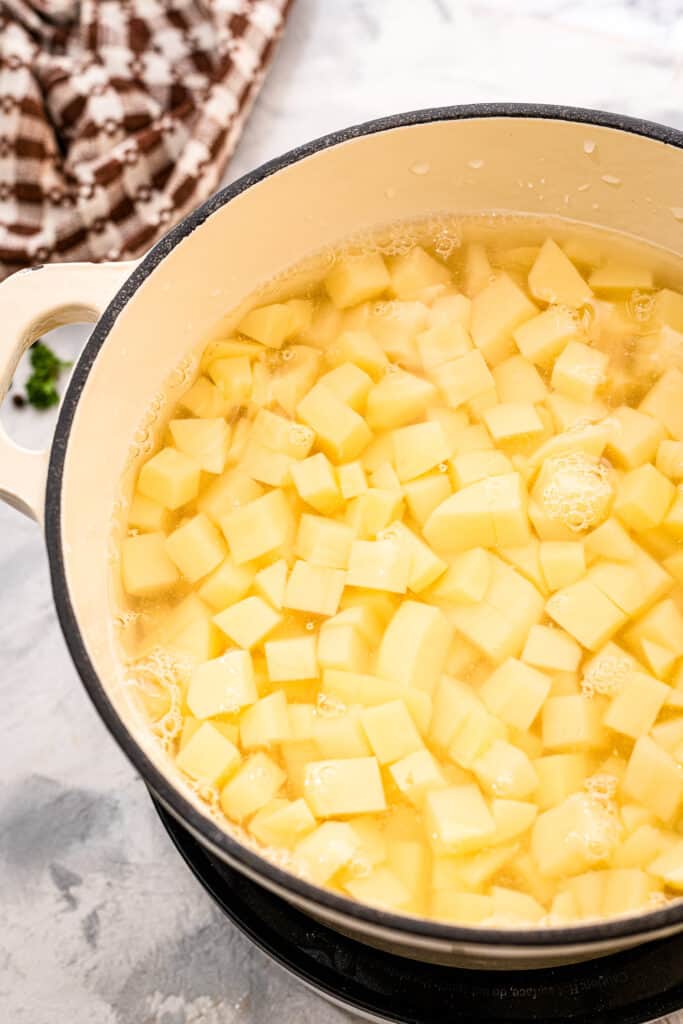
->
[59, 112, 683, 911]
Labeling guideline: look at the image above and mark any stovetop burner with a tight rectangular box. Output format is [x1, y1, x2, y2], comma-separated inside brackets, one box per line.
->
[152, 797, 683, 1024]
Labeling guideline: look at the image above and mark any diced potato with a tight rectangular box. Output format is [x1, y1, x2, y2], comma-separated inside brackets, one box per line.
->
[614, 463, 675, 532]
[589, 261, 654, 296]
[347, 488, 404, 538]
[360, 700, 424, 765]
[242, 440, 293, 487]
[497, 539, 547, 593]
[170, 418, 231, 475]
[376, 601, 452, 694]
[491, 886, 546, 923]
[187, 650, 257, 718]
[198, 469, 264, 525]
[531, 793, 617, 877]
[585, 518, 635, 564]
[180, 375, 228, 418]
[249, 798, 316, 849]
[424, 784, 496, 854]
[432, 547, 491, 604]
[324, 253, 391, 309]
[588, 561, 645, 616]
[389, 245, 451, 299]
[311, 715, 371, 759]
[389, 749, 447, 806]
[263, 635, 318, 683]
[480, 657, 552, 731]
[295, 514, 355, 570]
[430, 890, 494, 924]
[325, 329, 389, 379]
[417, 322, 472, 371]
[284, 560, 345, 616]
[207, 356, 252, 402]
[473, 739, 538, 800]
[294, 821, 361, 884]
[449, 450, 512, 488]
[625, 598, 683, 658]
[212, 595, 280, 649]
[303, 757, 386, 817]
[546, 579, 626, 650]
[379, 521, 446, 593]
[220, 752, 286, 822]
[121, 532, 180, 597]
[483, 402, 544, 445]
[424, 472, 529, 552]
[493, 354, 547, 404]
[168, 614, 224, 662]
[528, 239, 593, 307]
[346, 538, 411, 594]
[513, 306, 579, 366]
[252, 559, 287, 609]
[539, 541, 586, 592]
[165, 513, 227, 583]
[470, 272, 538, 365]
[198, 556, 254, 611]
[392, 421, 449, 482]
[491, 799, 538, 844]
[663, 485, 683, 539]
[462, 242, 492, 298]
[289, 452, 341, 514]
[176, 721, 241, 785]
[552, 340, 608, 404]
[606, 406, 664, 470]
[297, 383, 372, 462]
[437, 349, 495, 408]
[522, 624, 582, 672]
[649, 841, 683, 890]
[622, 736, 683, 823]
[221, 489, 294, 564]
[239, 690, 291, 750]
[603, 671, 669, 739]
[317, 363, 373, 411]
[534, 753, 589, 810]
[542, 695, 605, 751]
[317, 618, 369, 673]
[138, 447, 200, 510]
[546, 393, 607, 433]
[639, 368, 683, 441]
[344, 867, 412, 911]
[127, 492, 171, 533]
[337, 460, 368, 500]
[403, 471, 451, 526]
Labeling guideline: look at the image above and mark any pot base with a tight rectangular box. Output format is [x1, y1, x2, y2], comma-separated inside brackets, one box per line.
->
[152, 796, 682, 1023]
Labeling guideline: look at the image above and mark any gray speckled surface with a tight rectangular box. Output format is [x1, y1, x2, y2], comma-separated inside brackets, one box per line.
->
[2, 1, 683, 1021]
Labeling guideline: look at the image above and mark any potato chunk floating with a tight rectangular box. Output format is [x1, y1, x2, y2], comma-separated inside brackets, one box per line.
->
[122, 226, 683, 927]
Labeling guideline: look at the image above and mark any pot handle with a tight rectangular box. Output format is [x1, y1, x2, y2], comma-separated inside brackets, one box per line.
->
[0, 260, 139, 522]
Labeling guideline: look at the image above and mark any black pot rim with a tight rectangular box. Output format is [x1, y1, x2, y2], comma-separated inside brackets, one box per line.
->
[44, 102, 683, 950]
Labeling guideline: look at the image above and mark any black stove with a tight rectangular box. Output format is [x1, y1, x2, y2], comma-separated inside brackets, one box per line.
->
[152, 797, 683, 1024]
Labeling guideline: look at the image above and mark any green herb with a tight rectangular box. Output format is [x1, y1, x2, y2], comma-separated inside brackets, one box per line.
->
[24, 342, 71, 410]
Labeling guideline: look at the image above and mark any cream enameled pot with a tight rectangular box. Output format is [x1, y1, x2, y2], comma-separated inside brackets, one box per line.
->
[2, 105, 683, 970]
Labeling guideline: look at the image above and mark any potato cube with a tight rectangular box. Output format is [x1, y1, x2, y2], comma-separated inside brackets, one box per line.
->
[623, 736, 683, 823]
[649, 841, 683, 890]
[221, 489, 294, 564]
[165, 513, 227, 584]
[534, 753, 589, 810]
[346, 488, 404, 538]
[480, 657, 551, 731]
[428, 676, 480, 751]
[325, 329, 388, 380]
[531, 793, 617, 877]
[238, 301, 302, 348]
[424, 784, 496, 854]
[542, 695, 605, 751]
[490, 887, 545, 923]
[389, 750, 447, 806]
[264, 635, 318, 683]
[641, 639, 677, 680]
[522, 624, 582, 672]
[470, 272, 538, 365]
[168, 613, 224, 662]
[615, 463, 675, 532]
[213, 595, 281, 649]
[449, 450, 512, 488]
[198, 469, 264, 525]
[241, 441, 292, 488]
[625, 598, 683, 658]
[656, 440, 683, 482]
[138, 447, 200, 510]
[180, 375, 228, 418]
[324, 253, 391, 309]
[303, 757, 386, 817]
[169, 418, 229, 475]
[430, 891, 494, 924]
[449, 604, 523, 666]
[585, 518, 635, 563]
[529, 238, 593, 307]
[653, 287, 683, 331]
[488, 473, 531, 547]
[540, 541, 586, 591]
[461, 241, 493, 297]
[389, 245, 451, 299]
[473, 740, 538, 800]
[207, 356, 252, 402]
[380, 521, 447, 593]
[289, 452, 340, 514]
[316, 363, 373, 412]
[176, 721, 241, 785]
[483, 402, 544, 443]
[187, 650, 257, 718]
[337, 460, 368, 500]
[252, 559, 287, 609]
[295, 514, 354, 570]
[603, 671, 669, 739]
[249, 798, 316, 849]
[284, 560, 345, 616]
[417, 322, 472, 371]
[346, 539, 411, 594]
[423, 478, 495, 551]
[121, 532, 180, 597]
[240, 691, 291, 750]
[198, 556, 254, 610]
[294, 822, 361, 884]
[360, 700, 424, 765]
[493, 354, 547, 404]
[344, 867, 412, 911]
[438, 353, 497, 419]
[546, 579, 626, 650]
[318, 619, 369, 673]
[513, 306, 579, 366]
[497, 539, 547, 592]
[588, 261, 654, 296]
[311, 715, 372, 760]
[490, 799, 538, 845]
[377, 601, 452, 693]
[663, 485, 683, 539]
[366, 369, 436, 431]
[251, 408, 314, 458]
[220, 752, 285, 822]
[297, 383, 372, 463]
[550, 340, 607, 403]
[392, 421, 449, 483]
[403, 471, 451, 526]
[639, 368, 683, 441]
[432, 547, 491, 604]
[606, 406, 664, 470]
[127, 492, 171, 533]
[546, 393, 607, 434]
[587, 561, 644, 616]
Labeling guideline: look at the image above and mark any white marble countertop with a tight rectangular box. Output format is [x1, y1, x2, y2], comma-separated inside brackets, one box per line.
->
[2, 1, 683, 1021]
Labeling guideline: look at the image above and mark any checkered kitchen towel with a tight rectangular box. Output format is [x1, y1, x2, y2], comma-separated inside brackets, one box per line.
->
[0, 0, 293, 280]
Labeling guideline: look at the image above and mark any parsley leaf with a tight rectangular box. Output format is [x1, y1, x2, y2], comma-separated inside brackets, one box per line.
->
[24, 342, 72, 410]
